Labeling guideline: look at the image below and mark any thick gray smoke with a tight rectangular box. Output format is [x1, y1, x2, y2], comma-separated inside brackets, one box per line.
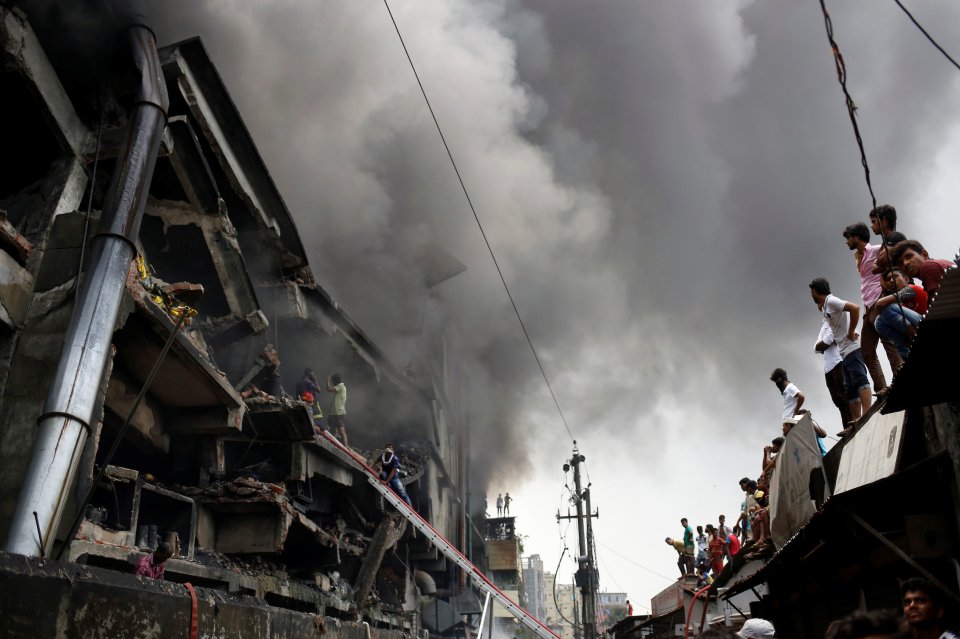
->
[139, 1, 960, 501]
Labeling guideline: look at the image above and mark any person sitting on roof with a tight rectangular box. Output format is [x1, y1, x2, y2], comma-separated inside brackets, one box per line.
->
[891, 240, 956, 297]
[375, 444, 412, 507]
[874, 268, 928, 360]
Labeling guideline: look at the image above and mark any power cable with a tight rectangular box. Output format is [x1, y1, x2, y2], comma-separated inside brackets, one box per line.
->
[817, 0, 877, 211]
[78, 94, 106, 285]
[816, 1, 911, 355]
[380, 0, 575, 443]
[594, 547, 649, 612]
[892, 0, 960, 72]
[594, 540, 677, 584]
[552, 546, 583, 631]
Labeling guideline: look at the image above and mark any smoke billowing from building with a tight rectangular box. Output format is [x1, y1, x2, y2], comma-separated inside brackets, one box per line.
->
[133, 0, 960, 497]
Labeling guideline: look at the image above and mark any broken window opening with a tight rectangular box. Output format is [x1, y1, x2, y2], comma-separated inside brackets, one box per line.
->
[149, 156, 190, 203]
[138, 214, 232, 317]
[95, 412, 171, 484]
[224, 440, 293, 483]
[83, 469, 137, 533]
[135, 483, 196, 560]
[0, 71, 66, 208]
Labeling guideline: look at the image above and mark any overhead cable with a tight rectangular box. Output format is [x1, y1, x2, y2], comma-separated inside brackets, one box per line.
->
[594, 540, 677, 584]
[381, 0, 575, 442]
[892, 0, 960, 72]
[816, 1, 912, 335]
[817, 0, 878, 211]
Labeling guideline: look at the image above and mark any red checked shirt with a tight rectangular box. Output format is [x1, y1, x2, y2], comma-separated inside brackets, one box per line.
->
[135, 553, 166, 580]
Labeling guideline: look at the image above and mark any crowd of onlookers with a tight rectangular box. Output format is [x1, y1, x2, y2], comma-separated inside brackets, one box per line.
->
[665, 515, 748, 588]
[803, 205, 955, 438]
[696, 578, 957, 638]
[662, 206, 959, 631]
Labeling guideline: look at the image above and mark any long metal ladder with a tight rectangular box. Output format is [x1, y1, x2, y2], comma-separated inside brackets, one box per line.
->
[316, 432, 560, 639]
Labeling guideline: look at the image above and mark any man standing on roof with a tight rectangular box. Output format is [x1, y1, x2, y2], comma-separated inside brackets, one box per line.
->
[503, 492, 512, 516]
[376, 444, 411, 507]
[869, 204, 908, 275]
[664, 537, 687, 577]
[770, 368, 804, 422]
[326, 373, 348, 448]
[810, 278, 872, 431]
[816, 318, 853, 429]
[681, 518, 695, 575]
[892, 240, 957, 297]
[496, 493, 504, 517]
[843, 221, 902, 394]
[706, 524, 725, 576]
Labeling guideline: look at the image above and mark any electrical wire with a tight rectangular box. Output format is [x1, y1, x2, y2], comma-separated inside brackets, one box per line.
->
[380, 0, 575, 443]
[594, 540, 677, 584]
[552, 546, 583, 631]
[78, 94, 106, 285]
[816, 1, 912, 347]
[892, 0, 960, 72]
[817, 0, 877, 211]
[594, 548, 649, 612]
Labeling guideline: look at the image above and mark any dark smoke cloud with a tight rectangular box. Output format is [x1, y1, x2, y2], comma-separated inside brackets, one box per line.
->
[139, 0, 960, 600]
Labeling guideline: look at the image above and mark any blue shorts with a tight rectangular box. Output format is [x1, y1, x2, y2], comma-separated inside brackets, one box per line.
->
[841, 349, 870, 401]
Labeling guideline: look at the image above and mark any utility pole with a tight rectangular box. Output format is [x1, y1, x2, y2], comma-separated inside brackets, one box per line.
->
[557, 442, 599, 639]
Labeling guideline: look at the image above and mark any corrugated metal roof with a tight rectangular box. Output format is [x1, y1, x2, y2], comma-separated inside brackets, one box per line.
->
[882, 258, 960, 414]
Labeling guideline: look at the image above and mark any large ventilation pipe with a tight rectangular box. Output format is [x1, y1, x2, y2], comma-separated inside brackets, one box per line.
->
[5, 22, 169, 557]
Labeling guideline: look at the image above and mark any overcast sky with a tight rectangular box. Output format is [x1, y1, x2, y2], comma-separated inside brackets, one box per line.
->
[148, 0, 960, 615]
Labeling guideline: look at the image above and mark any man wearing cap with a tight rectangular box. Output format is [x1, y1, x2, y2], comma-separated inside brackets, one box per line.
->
[376, 444, 412, 507]
[736, 618, 776, 638]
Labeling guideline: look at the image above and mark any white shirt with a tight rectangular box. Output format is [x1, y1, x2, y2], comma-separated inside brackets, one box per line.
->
[781, 382, 802, 420]
[822, 294, 860, 357]
[816, 320, 843, 373]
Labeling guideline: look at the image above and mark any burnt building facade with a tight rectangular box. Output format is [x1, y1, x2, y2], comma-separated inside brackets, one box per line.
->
[0, 5, 483, 637]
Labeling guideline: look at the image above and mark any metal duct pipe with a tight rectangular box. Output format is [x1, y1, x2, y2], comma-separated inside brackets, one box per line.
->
[5, 22, 169, 557]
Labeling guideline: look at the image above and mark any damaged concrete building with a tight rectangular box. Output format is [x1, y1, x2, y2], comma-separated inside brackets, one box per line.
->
[0, 5, 492, 637]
